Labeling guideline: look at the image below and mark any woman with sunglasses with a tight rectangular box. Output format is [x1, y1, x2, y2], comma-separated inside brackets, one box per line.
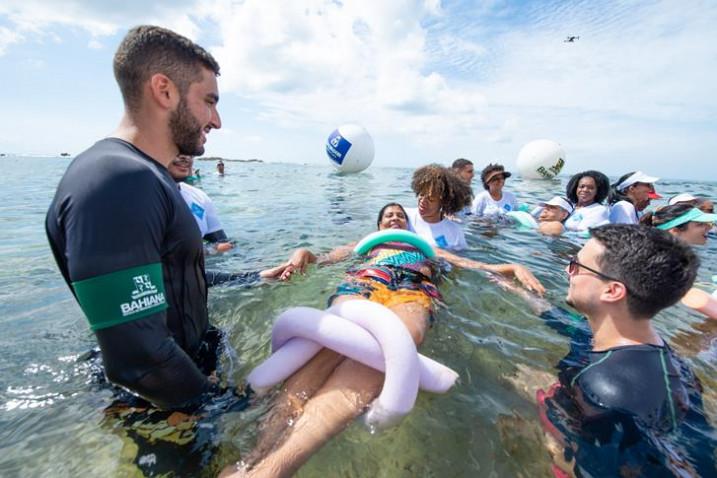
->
[471, 163, 518, 218]
[607, 170, 661, 224]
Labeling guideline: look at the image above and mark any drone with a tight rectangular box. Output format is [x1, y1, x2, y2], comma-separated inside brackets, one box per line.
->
[564, 36, 580, 43]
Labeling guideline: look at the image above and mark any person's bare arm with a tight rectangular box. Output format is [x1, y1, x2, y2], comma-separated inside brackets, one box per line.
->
[278, 243, 358, 280]
[434, 248, 545, 295]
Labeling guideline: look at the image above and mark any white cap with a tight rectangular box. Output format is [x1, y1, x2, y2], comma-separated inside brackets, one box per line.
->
[616, 171, 659, 191]
[539, 196, 574, 214]
[667, 193, 697, 206]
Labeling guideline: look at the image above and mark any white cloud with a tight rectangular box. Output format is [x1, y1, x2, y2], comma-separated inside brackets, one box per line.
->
[0, 25, 22, 55]
[0, 0, 201, 47]
[0, 0, 714, 177]
[205, 0, 487, 144]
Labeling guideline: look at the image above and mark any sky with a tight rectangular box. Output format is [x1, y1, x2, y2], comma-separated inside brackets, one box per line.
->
[0, 0, 715, 179]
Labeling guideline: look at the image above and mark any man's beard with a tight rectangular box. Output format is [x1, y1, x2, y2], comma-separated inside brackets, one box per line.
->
[170, 97, 204, 156]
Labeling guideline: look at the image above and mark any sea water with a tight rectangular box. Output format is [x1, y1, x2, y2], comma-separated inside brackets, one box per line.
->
[1, 156, 716, 477]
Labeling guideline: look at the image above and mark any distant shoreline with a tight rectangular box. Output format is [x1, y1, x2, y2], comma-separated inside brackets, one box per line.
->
[197, 156, 263, 163]
[0, 153, 263, 163]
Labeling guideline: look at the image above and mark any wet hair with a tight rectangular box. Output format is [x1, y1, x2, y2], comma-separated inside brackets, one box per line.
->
[566, 170, 610, 205]
[113, 25, 220, 112]
[451, 158, 473, 170]
[608, 171, 637, 205]
[376, 202, 408, 229]
[480, 163, 507, 190]
[411, 164, 473, 215]
[589, 224, 698, 318]
[640, 203, 694, 230]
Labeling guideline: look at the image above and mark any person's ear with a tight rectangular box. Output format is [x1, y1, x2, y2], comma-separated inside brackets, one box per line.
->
[600, 281, 628, 304]
[148, 73, 179, 109]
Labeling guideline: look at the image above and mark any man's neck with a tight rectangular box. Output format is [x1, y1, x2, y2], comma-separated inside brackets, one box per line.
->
[589, 309, 663, 351]
[112, 112, 176, 168]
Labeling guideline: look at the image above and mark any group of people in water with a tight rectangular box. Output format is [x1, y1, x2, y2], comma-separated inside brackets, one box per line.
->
[450, 158, 716, 244]
[44, 25, 715, 477]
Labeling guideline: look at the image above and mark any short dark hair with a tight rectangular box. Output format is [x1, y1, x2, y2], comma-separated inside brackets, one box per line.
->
[452, 158, 473, 170]
[590, 224, 698, 318]
[566, 170, 610, 204]
[377, 203, 408, 229]
[411, 164, 473, 215]
[480, 163, 507, 190]
[113, 25, 220, 111]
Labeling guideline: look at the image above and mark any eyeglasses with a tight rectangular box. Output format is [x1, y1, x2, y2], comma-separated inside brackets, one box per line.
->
[567, 256, 624, 283]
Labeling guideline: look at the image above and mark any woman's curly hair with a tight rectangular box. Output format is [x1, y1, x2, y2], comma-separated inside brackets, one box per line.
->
[411, 164, 473, 215]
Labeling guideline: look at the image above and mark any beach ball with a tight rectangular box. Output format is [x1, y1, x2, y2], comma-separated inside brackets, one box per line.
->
[516, 139, 566, 179]
[325, 124, 375, 174]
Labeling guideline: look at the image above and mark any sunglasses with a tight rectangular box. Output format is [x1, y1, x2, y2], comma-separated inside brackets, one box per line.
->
[487, 174, 506, 184]
[567, 256, 624, 284]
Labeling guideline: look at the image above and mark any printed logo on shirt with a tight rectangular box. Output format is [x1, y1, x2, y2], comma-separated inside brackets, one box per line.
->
[190, 202, 205, 219]
[435, 235, 448, 248]
[71, 263, 168, 330]
[504, 204, 513, 211]
[121, 274, 166, 317]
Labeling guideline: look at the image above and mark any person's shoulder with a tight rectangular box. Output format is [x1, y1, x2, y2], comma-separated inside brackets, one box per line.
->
[404, 207, 420, 220]
[611, 200, 631, 210]
[472, 191, 489, 205]
[179, 181, 210, 200]
[504, 190, 517, 201]
[576, 346, 672, 418]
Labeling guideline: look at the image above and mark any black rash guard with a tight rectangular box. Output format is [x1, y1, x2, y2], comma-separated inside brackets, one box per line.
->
[537, 308, 715, 477]
[46, 138, 212, 409]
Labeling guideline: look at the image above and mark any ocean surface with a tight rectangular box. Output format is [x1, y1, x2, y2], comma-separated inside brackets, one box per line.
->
[1, 156, 716, 477]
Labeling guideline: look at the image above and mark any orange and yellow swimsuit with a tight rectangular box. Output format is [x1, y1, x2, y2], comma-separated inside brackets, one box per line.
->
[330, 242, 441, 310]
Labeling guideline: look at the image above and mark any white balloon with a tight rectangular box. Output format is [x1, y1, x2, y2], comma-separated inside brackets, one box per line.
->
[325, 124, 375, 174]
[516, 139, 566, 179]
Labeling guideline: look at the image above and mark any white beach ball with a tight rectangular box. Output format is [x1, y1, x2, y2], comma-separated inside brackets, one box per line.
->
[325, 124, 375, 174]
[516, 139, 566, 179]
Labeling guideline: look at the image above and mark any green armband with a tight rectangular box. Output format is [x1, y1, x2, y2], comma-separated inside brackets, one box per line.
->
[72, 263, 168, 331]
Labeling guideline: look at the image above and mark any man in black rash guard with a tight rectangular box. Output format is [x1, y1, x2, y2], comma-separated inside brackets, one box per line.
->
[510, 225, 715, 476]
[46, 26, 289, 411]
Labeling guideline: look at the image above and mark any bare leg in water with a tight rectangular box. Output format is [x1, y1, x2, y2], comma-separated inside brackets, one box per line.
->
[221, 296, 430, 478]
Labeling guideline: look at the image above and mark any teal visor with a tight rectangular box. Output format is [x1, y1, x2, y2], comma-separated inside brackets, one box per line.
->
[657, 208, 717, 231]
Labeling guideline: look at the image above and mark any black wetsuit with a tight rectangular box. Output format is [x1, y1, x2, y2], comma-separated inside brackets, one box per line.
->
[46, 138, 218, 409]
[538, 308, 715, 477]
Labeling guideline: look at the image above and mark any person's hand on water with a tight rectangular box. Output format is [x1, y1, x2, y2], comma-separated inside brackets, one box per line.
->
[510, 264, 545, 295]
[489, 263, 545, 295]
[215, 242, 234, 253]
[259, 262, 296, 280]
[287, 248, 316, 273]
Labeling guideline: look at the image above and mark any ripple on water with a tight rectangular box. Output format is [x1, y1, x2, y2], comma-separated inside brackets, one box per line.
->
[2, 158, 716, 476]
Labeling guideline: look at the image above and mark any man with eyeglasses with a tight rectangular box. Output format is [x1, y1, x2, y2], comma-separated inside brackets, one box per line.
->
[513, 225, 715, 476]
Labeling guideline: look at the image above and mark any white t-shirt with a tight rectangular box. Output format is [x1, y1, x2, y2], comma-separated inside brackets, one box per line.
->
[471, 190, 518, 217]
[178, 182, 224, 237]
[609, 200, 639, 225]
[405, 207, 467, 251]
[564, 203, 610, 231]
